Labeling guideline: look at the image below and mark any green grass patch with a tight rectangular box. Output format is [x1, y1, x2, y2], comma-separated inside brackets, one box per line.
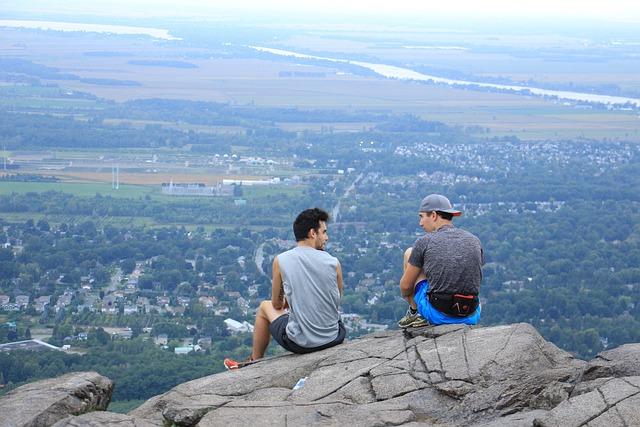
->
[0, 181, 155, 198]
[242, 185, 305, 198]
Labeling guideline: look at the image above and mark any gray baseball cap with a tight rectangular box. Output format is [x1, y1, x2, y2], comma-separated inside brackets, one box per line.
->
[419, 194, 462, 216]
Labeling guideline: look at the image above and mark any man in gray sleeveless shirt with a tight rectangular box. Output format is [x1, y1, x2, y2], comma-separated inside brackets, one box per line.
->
[398, 194, 483, 328]
[224, 208, 345, 369]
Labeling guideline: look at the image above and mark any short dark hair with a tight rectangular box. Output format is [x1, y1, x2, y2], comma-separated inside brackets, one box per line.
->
[436, 211, 454, 221]
[425, 210, 454, 221]
[293, 208, 329, 241]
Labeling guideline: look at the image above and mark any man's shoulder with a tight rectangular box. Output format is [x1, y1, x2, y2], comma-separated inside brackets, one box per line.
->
[429, 227, 481, 247]
[278, 247, 297, 257]
[315, 249, 339, 263]
[413, 233, 431, 245]
[280, 247, 337, 262]
[455, 227, 481, 242]
[450, 228, 483, 251]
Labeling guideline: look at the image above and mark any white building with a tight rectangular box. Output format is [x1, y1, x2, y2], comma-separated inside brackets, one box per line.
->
[224, 318, 254, 334]
[174, 344, 201, 355]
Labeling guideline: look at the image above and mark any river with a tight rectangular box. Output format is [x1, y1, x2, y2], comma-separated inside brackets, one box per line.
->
[250, 46, 640, 108]
[0, 19, 179, 40]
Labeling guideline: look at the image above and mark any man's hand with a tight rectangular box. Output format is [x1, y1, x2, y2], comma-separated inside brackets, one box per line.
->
[400, 264, 422, 299]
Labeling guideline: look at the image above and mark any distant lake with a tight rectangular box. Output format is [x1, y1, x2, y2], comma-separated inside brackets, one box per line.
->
[0, 19, 179, 41]
[251, 46, 640, 108]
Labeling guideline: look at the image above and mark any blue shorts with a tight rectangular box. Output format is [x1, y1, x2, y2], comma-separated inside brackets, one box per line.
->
[415, 280, 481, 325]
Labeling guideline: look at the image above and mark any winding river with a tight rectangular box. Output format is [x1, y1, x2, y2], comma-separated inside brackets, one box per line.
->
[0, 20, 179, 40]
[251, 46, 640, 108]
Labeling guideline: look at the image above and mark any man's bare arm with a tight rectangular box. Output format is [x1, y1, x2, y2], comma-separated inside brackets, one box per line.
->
[336, 261, 344, 297]
[271, 256, 285, 310]
[400, 264, 422, 298]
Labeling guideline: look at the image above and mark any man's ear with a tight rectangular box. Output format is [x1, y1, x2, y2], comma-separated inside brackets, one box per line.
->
[307, 228, 316, 240]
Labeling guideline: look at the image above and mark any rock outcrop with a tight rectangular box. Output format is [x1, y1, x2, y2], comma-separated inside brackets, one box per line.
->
[0, 371, 113, 427]
[4, 324, 640, 427]
[126, 323, 586, 426]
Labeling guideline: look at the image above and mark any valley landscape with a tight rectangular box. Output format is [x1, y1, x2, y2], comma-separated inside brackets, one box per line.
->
[0, 0, 639, 416]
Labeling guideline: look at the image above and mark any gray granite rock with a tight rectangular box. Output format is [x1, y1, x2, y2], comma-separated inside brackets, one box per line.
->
[533, 376, 640, 427]
[583, 343, 640, 380]
[0, 371, 112, 427]
[471, 410, 549, 427]
[129, 323, 586, 426]
[5, 324, 640, 427]
[51, 412, 158, 427]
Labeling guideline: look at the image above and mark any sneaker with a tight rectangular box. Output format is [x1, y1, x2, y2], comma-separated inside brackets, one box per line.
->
[223, 357, 254, 370]
[398, 308, 428, 328]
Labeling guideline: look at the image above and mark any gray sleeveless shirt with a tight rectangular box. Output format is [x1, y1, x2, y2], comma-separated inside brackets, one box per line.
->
[277, 246, 341, 348]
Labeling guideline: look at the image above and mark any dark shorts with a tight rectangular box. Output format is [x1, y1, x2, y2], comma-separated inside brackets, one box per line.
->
[269, 314, 346, 354]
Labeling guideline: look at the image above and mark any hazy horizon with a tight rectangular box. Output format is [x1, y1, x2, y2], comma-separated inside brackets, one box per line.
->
[1, 0, 639, 137]
[3, 0, 640, 28]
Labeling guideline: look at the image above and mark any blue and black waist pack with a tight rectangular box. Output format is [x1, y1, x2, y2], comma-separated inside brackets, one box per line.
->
[429, 292, 479, 317]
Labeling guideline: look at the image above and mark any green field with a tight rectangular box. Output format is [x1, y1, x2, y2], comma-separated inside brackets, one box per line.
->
[0, 180, 306, 229]
[440, 108, 640, 141]
[0, 181, 155, 198]
[0, 181, 303, 199]
[242, 185, 304, 198]
[0, 180, 304, 198]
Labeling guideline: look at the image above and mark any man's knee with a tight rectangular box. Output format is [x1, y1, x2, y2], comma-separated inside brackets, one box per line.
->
[257, 300, 271, 313]
[404, 247, 413, 262]
[258, 300, 285, 322]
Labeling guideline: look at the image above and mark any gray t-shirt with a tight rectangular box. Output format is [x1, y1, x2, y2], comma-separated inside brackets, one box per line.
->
[408, 224, 484, 295]
[277, 246, 341, 348]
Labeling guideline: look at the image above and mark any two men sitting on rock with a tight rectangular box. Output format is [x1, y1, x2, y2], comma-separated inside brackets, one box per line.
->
[225, 194, 482, 369]
[224, 208, 346, 369]
[398, 194, 483, 328]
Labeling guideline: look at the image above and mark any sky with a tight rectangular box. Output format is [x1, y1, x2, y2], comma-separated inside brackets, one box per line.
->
[3, 0, 640, 24]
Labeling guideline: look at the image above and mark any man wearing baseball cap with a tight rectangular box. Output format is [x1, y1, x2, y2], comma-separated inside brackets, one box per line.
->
[398, 194, 483, 328]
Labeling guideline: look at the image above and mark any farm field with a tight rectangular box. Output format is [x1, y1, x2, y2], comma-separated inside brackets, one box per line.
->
[2, 28, 639, 142]
[274, 32, 640, 93]
[102, 119, 246, 135]
[0, 181, 153, 197]
[15, 170, 227, 186]
[8, 167, 294, 185]
[0, 178, 305, 198]
[429, 108, 640, 140]
[5, 146, 301, 187]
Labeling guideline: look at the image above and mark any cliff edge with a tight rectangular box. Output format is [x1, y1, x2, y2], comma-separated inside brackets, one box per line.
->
[3, 323, 640, 426]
